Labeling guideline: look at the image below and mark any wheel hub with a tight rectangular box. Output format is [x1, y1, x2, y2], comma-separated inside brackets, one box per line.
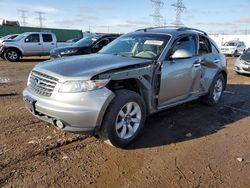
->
[124, 115, 132, 123]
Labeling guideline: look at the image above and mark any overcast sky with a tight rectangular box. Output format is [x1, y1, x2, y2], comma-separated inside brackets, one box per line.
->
[0, 0, 249, 34]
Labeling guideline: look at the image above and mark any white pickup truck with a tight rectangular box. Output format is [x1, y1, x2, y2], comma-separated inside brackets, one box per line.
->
[0, 32, 70, 62]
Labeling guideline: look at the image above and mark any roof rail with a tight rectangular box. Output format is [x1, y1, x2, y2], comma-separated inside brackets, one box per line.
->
[177, 27, 208, 36]
[135, 26, 180, 32]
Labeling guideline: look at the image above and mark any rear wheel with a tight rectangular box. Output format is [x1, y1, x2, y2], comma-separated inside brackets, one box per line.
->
[201, 74, 225, 106]
[100, 90, 146, 148]
[4, 49, 20, 62]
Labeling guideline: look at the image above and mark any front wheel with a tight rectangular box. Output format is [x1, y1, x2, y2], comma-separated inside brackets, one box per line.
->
[201, 74, 225, 106]
[100, 90, 146, 148]
[4, 49, 20, 62]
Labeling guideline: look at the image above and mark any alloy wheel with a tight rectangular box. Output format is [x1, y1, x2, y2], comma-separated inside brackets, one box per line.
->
[115, 102, 142, 140]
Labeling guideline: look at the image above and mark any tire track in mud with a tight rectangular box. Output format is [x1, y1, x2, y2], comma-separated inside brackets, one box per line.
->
[0, 135, 98, 187]
[0, 134, 89, 170]
[0, 135, 89, 186]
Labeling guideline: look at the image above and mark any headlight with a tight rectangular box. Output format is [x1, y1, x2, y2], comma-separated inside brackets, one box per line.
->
[59, 79, 110, 93]
[60, 49, 78, 55]
[27, 72, 32, 86]
[241, 60, 249, 65]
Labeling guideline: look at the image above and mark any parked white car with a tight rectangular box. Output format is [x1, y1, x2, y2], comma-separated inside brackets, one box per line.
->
[220, 41, 246, 57]
[234, 48, 250, 74]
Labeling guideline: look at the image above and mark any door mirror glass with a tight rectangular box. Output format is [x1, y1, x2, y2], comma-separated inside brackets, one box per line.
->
[171, 49, 193, 59]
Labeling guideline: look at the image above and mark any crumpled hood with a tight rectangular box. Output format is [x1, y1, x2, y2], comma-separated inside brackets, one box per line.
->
[0, 39, 15, 43]
[35, 53, 152, 80]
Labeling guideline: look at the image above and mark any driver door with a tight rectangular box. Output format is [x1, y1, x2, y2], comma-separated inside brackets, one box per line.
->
[158, 35, 202, 108]
[22, 34, 43, 56]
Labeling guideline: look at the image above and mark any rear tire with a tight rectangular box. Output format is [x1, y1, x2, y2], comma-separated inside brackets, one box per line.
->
[100, 90, 146, 148]
[4, 49, 20, 62]
[201, 74, 225, 106]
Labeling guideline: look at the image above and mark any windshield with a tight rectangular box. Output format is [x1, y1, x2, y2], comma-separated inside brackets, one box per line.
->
[74, 35, 101, 47]
[99, 33, 171, 60]
[224, 42, 237, 46]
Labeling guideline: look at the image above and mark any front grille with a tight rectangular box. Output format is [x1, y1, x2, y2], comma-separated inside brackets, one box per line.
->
[29, 70, 58, 97]
[221, 48, 228, 51]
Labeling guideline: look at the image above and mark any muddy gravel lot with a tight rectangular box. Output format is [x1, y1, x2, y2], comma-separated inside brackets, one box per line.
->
[0, 57, 250, 188]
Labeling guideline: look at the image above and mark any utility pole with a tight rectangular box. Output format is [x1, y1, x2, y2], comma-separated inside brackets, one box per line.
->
[18, 9, 28, 26]
[171, 0, 186, 27]
[150, 0, 164, 27]
[35, 11, 45, 28]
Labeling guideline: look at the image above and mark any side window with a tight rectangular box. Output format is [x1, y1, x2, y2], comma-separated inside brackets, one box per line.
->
[42, 34, 53, 42]
[25, 34, 40, 43]
[211, 43, 220, 54]
[169, 35, 196, 58]
[108, 37, 117, 42]
[96, 38, 110, 48]
[198, 35, 212, 54]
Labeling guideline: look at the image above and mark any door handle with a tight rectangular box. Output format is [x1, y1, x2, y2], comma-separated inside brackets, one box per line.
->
[213, 59, 220, 63]
[38, 43, 42, 45]
[193, 59, 201, 68]
[51, 43, 55, 45]
[193, 63, 201, 68]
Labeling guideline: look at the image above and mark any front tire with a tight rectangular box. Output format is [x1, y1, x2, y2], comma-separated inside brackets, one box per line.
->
[4, 49, 20, 62]
[201, 74, 225, 106]
[100, 90, 146, 148]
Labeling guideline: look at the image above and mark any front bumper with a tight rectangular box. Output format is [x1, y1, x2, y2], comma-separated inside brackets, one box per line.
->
[234, 63, 250, 74]
[23, 86, 114, 133]
[221, 50, 235, 55]
[0, 46, 4, 55]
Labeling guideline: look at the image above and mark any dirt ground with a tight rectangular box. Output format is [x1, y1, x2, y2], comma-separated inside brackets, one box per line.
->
[0, 57, 250, 188]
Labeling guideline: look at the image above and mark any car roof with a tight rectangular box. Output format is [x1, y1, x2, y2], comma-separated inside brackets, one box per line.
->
[133, 27, 208, 38]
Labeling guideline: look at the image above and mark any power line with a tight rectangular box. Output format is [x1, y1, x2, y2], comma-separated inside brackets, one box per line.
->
[18, 9, 28, 26]
[35, 11, 45, 28]
[171, 0, 186, 27]
[150, 0, 164, 27]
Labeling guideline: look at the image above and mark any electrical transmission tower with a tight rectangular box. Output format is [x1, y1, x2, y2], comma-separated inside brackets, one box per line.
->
[150, 0, 164, 27]
[18, 9, 28, 26]
[171, 0, 186, 27]
[35, 11, 45, 28]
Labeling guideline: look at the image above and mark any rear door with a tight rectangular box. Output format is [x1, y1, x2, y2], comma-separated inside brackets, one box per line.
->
[22, 33, 43, 56]
[158, 35, 202, 107]
[42, 34, 56, 55]
[197, 35, 222, 91]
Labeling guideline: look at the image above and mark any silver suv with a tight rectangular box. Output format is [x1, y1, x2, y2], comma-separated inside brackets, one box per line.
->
[23, 27, 227, 148]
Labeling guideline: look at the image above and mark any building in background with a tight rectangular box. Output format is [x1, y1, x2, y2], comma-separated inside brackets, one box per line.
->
[0, 24, 83, 42]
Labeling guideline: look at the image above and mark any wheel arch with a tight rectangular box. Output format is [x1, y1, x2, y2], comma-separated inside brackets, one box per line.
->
[4, 47, 23, 57]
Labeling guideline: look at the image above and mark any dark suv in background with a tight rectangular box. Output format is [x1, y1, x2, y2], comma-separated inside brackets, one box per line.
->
[50, 34, 120, 58]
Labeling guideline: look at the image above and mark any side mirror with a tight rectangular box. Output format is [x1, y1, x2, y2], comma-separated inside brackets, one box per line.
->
[93, 44, 100, 49]
[170, 49, 193, 59]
